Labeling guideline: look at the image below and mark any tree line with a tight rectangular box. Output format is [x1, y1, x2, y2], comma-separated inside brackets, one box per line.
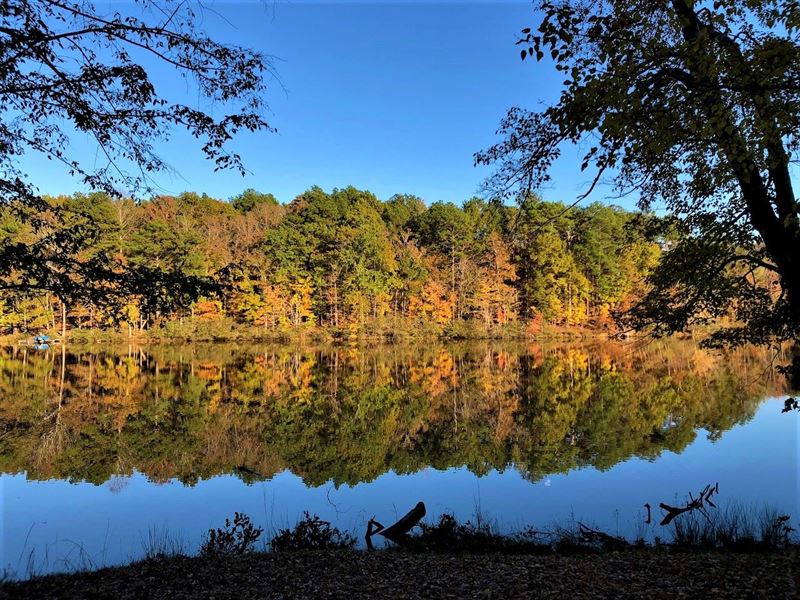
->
[0, 187, 662, 339]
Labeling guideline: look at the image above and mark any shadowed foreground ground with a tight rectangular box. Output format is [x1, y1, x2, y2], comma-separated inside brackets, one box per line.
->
[2, 549, 798, 599]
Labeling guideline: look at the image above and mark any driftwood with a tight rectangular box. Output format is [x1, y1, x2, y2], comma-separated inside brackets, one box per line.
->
[365, 501, 426, 550]
[659, 483, 719, 526]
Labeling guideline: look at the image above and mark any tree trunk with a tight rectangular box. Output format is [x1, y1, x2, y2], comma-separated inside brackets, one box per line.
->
[333, 277, 339, 328]
[673, 0, 800, 328]
[61, 301, 66, 344]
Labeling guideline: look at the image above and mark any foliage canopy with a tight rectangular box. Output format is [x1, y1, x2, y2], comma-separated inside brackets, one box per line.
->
[477, 0, 800, 348]
[0, 188, 660, 337]
[0, 0, 274, 311]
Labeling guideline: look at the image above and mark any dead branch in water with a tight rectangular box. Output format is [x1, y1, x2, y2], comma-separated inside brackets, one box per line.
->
[659, 483, 719, 526]
[366, 501, 426, 550]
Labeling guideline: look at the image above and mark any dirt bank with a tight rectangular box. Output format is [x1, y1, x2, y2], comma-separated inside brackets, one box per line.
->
[2, 549, 798, 599]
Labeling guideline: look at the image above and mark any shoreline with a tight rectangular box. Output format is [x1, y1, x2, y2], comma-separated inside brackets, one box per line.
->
[1, 327, 689, 348]
[0, 319, 647, 346]
[3, 548, 798, 599]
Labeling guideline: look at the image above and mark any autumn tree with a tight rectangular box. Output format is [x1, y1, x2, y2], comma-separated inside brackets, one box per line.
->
[0, 186, 662, 339]
[0, 194, 127, 336]
[381, 195, 427, 317]
[231, 190, 280, 214]
[511, 200, 590, 325]
[0, 0, 274, 316]
[264, 187, 397, 328]
[411, 201, 471, 319]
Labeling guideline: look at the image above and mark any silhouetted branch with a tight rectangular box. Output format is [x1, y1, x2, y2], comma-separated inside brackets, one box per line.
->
[659, 483, 719, 526]
[365, 501, 426, 550]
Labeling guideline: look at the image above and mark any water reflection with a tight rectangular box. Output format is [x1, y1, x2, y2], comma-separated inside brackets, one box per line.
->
[0, 341, 788, 487]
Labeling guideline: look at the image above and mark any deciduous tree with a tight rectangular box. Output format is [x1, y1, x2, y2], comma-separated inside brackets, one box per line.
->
[0, 0, 274, 314]
[478, 1, 800, 354]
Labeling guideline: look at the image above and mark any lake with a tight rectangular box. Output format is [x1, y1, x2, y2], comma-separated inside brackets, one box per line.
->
[1, 340, 797, 576]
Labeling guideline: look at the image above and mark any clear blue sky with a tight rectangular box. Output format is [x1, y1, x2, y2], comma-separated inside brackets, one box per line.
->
[23, 1, 616, 206]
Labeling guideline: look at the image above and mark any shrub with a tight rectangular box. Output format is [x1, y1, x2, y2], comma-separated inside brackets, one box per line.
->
[413, 513, 551, 554]
[270, 512, 356, 552]
[200, 512, 263, 556]
[760, 513, 796, 548]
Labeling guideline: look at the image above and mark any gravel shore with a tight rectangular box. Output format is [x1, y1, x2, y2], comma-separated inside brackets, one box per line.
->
[2, 549, 798, 599]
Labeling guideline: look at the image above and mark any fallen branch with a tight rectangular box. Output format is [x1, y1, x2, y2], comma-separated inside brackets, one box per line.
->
[365, 501, 426, 550]
[659, 483, 719, 526]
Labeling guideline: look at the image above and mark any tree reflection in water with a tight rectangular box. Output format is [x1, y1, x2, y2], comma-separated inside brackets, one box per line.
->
[0, 341, 788, 487]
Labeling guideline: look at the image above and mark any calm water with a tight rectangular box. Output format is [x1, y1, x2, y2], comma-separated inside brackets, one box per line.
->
[1, 340, 797, 576]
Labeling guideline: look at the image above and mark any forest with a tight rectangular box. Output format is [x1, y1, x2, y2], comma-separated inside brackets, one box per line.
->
[0, 187, 663, 340]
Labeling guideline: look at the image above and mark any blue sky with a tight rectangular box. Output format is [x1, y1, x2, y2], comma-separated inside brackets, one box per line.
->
[23, 1, 611, 207]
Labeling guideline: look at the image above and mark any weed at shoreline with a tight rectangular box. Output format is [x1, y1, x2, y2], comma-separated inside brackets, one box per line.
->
[200, 513, 263, 556]
[140, 526, 187, 561]
[3, 503, 796, 583]
[270, 512, 356, 552]
[669, 504, 797, 551]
